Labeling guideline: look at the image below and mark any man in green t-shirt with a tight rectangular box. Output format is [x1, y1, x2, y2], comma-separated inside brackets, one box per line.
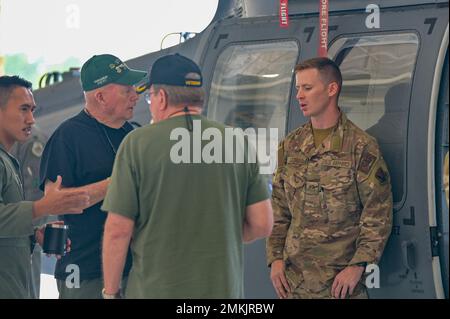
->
[101, 54, 273, 299]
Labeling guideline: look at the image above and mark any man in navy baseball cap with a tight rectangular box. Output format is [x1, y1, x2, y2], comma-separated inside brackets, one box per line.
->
[136, 53, 202, 95]
[147, 53, 202, 87]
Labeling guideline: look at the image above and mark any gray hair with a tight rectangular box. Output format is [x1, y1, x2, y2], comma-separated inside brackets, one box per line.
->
[153, 84, 205, 107]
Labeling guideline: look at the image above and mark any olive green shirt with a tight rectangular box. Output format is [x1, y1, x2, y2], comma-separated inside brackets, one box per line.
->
[312, 126, 336, 149]
[102, 115, 270, 298]
[0, 143, 34, 299]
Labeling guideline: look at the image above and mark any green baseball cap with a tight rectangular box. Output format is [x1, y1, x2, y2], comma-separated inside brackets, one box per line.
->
[80, 54, 147, 91]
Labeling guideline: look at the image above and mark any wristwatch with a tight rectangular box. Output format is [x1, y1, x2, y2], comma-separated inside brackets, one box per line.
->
[102, 288, 122, 299]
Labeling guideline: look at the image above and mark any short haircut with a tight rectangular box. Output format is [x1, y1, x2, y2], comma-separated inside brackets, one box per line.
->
[0, 75, 33, 108]
[295, 57, 342, 96]
[153, 84, 205, 107]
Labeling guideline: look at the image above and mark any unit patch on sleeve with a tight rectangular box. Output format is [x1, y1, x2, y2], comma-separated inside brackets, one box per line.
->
[375, 167, 388, 185]
[359, 151, 377, 175]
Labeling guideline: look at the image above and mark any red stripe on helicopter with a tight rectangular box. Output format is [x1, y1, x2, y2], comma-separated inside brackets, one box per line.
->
[318, 0, 329, 56]
[279, 0, 289, 28]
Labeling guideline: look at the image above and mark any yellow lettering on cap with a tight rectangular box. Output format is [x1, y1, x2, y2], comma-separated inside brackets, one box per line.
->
[185, 80, 201, 86]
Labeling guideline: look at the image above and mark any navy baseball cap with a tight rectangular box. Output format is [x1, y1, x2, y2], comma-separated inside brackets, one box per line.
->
[81, 54, 147, 92]
[143, 54, 203, 90]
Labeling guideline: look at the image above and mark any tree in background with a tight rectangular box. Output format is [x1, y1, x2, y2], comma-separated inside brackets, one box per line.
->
[4, 54, 42, 87]
[4, 53, 80, 89]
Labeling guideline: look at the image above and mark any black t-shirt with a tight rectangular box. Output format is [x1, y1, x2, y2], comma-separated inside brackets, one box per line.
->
[39, 110, 133, 281]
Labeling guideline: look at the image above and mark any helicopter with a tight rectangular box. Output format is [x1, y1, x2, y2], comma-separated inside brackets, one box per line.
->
[31, 0, 449, 299]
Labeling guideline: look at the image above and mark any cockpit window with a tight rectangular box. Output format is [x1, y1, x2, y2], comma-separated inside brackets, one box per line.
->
[328, 33, 420, 204]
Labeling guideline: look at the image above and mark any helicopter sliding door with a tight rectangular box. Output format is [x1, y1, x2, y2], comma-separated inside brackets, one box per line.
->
[323, 4, 448, 298]
[433, 46, 449, 298]
[201, 16, 301, 298]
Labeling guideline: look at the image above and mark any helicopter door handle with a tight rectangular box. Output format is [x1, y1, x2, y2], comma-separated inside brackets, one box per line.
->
[401, 240, 416, 270]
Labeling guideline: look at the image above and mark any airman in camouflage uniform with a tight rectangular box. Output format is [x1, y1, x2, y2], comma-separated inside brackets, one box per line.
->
[266, 57, 393, 299]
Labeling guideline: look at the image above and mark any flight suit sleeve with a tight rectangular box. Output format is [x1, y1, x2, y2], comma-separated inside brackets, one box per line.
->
[0, 161, 34, 238]
[350, 141, 393, 266]
[266, 141, 292, 266]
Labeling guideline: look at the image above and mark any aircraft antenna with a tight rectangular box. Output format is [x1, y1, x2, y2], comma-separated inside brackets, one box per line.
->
[160, 32, 198, 50]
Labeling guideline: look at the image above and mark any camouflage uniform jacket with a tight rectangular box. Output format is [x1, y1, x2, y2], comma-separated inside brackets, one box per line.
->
[266, 112, 393, 292]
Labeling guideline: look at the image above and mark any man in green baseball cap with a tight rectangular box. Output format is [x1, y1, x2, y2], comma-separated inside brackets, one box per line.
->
[39, 54, 146, 298]
[81, 54, 147, 92]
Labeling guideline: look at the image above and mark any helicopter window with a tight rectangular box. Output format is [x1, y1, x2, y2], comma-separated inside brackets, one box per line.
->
[207, 41, 298, 175]
[329, 33, 419, 204]
[206, 41, 298, 176]
[207, 41, 298, 135]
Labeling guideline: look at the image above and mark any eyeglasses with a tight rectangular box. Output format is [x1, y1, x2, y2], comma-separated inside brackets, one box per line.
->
[144, 91, 155, 104]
